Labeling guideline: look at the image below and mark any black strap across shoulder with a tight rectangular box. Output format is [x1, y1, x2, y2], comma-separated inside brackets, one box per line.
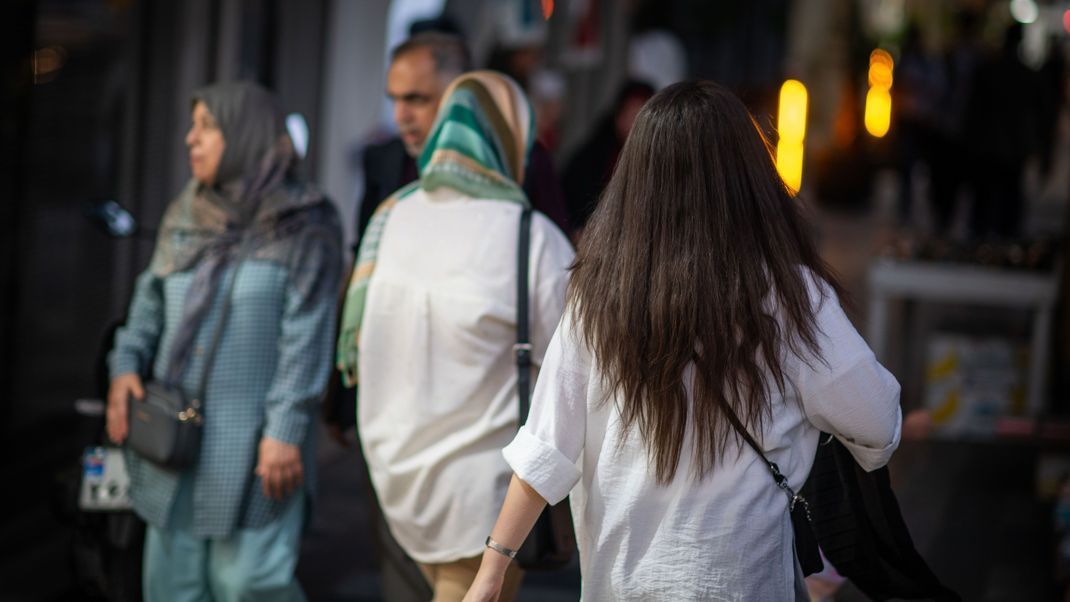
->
[721, 402, 811, 519]
[516, 207, 533, 425]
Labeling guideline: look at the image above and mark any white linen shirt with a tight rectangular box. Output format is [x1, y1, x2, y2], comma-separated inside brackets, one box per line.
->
[358, 187, 574, 563]
[503, 274, 903, 601]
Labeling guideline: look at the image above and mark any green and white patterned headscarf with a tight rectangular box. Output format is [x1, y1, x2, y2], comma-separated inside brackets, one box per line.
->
[336, 70, 535, 387]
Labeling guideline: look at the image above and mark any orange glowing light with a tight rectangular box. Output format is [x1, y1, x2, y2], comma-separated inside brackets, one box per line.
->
[864, 86, 892, 138]
[868, 49, 894, 88]
[869, 49, 893, 69]
[865, 48, 893, 138]
[542, 0, 554, 20]
[776, 80, 808, 193]
[869, 61, 893, 89]
[776, 141, 804, 194]
[777, 79, 808, 144]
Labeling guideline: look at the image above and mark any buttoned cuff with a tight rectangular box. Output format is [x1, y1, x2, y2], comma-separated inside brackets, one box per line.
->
[502, 427, 580, 505]
[264, 406, 310, 447]
[109, 351, 143, 382]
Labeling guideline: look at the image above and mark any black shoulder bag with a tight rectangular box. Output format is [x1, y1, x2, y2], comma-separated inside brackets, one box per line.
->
[512, 208, 577, 571]
[800, 434, 960, 601]
[126, 245, 248, 470]
[725, 398, 960, 600]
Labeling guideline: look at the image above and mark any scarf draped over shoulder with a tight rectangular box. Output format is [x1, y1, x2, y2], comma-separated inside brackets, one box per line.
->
[152, 81, 341, 387]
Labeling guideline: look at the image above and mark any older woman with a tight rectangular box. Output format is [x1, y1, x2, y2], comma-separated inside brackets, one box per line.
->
[106, 82, 342, 600]
[337, 71, 575, 601]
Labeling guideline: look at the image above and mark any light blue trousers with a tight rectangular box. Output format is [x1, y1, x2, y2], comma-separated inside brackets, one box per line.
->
[143, 481, 306, 602]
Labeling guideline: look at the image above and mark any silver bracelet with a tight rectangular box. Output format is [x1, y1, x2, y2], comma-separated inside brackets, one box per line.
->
[485, 536, 518, 559]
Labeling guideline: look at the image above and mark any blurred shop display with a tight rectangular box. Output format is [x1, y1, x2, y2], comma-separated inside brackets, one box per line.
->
[79, 444, 131, 512]
[53, 400, 144, 602]
[867, 233, 1060, 425]
[879, 234, 1061, 273]
[924, 333, 1027, 437]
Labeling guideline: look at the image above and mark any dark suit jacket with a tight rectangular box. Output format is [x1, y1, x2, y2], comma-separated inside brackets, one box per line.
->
[355, 137, 417, 252]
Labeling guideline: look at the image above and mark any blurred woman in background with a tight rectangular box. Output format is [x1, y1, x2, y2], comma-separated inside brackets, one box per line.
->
[561, 79, 655, 234]
[106, 81, 342, 600]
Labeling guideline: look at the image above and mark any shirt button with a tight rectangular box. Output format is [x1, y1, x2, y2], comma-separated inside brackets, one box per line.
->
[195, 346, 205, 356]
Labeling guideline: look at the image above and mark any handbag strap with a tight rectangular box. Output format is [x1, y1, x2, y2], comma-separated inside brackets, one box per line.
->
[515, 208, 533, 426]
[720, 401, 811, 519]
[190, 236, 252, 410]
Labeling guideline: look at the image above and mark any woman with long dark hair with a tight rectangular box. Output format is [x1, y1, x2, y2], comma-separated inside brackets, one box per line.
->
[463, 81, 902, 600]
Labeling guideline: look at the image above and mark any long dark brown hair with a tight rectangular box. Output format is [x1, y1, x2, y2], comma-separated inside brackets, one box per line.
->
[569, 80, 845, 484]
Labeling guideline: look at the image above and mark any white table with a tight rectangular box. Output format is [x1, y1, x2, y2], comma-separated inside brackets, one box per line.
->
[866, 259, 1060, 416]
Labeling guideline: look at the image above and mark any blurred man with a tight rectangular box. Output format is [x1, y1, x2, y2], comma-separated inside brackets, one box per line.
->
[356, 33, 463, 244]
[357, 32, 569, 247]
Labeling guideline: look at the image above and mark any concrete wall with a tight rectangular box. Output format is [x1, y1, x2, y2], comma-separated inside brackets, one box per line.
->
[317, 0, 392, 250]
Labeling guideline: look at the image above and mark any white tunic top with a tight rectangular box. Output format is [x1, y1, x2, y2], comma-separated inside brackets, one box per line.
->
[503, 274, 903, 600]
[358, 187, 574, 563]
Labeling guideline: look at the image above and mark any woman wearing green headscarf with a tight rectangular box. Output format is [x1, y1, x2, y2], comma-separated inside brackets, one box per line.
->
[106, 82, 342, 600]
[337, 71, 574, 600]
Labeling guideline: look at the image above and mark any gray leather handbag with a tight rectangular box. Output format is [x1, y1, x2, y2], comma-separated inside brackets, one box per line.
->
[127, 380, 205, 470]
[126, 250, 246, 470]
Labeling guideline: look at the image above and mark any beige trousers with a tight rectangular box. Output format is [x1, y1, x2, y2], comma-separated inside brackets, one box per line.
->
[417, 554, 524, 602]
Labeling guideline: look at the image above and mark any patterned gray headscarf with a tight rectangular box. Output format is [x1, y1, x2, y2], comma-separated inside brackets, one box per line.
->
[151, 81, 341, 386]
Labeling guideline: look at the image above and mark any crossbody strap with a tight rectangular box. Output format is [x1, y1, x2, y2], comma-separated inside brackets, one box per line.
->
[191, 236, 253, 410]
[720, 401, 811, 519]
[515, 208, 533, 426]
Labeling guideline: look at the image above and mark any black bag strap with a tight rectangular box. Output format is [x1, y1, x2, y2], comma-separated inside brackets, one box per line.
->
[516, 208, 533, 426]
[191, 237, 252, 410]
[721, 402, 811, 520]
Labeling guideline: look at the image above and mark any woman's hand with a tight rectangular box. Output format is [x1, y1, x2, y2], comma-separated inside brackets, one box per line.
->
[462, 547, 512, 602]
[463, 475, 548, 601]
[462, 564, 505, 602]
[256, 436, 304, 500]
[107, 373, 144, 444]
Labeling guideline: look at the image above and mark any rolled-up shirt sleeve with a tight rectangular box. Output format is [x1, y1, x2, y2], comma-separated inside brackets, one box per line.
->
[796, 274, 902, 472]
[503, 311, 589, 505]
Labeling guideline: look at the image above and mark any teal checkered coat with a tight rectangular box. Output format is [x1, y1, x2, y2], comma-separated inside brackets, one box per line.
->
[110, 228, 341, 538]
